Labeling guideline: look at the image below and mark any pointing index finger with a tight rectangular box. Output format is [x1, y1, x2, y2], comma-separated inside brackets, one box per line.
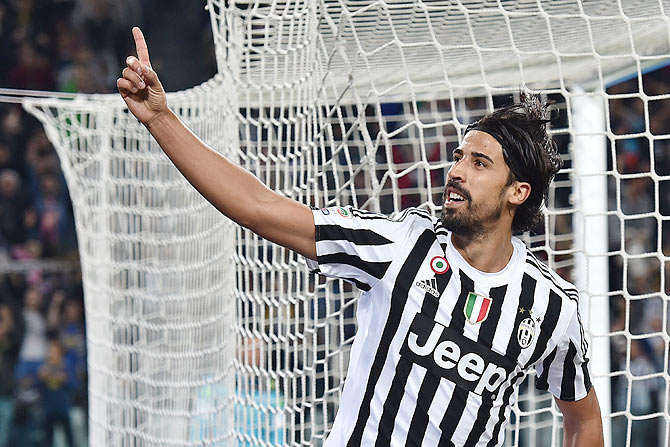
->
[132, 26, 151, 66]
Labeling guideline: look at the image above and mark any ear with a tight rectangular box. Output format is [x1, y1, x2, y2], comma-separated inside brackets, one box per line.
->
[508, 181, 531, 206]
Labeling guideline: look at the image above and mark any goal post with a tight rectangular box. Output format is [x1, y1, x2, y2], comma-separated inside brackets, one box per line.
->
[571, 86, 611, 446]
[22, 1, 670, 446]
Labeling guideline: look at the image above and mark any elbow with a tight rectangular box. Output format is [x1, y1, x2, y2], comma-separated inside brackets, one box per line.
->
[562, 415, 604, 447]
[239, 190, 275, 235]
[235, 214, 256, 232]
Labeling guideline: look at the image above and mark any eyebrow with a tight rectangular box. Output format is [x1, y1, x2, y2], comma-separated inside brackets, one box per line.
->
[452, 149, 495, 164]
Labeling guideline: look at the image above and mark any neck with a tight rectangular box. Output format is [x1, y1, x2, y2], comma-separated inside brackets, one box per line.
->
[451, 225, 515, 273]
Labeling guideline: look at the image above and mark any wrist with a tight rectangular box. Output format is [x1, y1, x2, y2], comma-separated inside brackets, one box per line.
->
[145, 109, 175, 132]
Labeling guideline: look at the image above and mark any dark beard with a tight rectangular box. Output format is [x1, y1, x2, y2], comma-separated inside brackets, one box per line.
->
[441, 208, 486, 239]
[440, 194, 505, 240]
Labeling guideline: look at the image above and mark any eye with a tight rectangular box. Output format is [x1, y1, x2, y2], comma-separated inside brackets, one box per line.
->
[475, 160, 485, 167]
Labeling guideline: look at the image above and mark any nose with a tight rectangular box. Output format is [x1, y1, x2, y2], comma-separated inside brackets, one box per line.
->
[447, 157, 465, 183]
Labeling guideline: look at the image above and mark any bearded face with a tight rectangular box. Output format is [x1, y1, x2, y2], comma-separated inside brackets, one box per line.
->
[440, 131, 516, 240]
[440, 179, 506, 240]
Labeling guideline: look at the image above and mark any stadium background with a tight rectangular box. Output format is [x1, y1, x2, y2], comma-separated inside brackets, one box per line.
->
[0, 1, 668, 446]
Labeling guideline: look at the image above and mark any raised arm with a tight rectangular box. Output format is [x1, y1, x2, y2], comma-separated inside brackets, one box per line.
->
[117, 27, 316, 260]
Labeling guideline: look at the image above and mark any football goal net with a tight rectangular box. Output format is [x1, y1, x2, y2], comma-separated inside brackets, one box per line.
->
[22, 0, 670, 446]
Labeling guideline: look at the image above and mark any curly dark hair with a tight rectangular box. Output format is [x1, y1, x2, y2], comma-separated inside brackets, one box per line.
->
[464, 90, 563, 233]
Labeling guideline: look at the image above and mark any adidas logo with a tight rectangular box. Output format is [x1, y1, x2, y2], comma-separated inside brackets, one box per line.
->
[415, 278, 440, 298]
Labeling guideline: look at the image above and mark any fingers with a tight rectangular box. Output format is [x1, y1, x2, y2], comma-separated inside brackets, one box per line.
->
[116, 77, 135, 96]
[138, 63, 159, 87]
[132, 26, 151, 65]
[119, 28, 162, 100]
[120, 66, 145, 94]
[122, 67, 145, 92]
[126, 56, 144, 78]
[125, 57, 160, 85]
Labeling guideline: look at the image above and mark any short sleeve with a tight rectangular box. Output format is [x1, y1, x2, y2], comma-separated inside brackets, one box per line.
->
[534, 306, 592, 401]
[307, 206, 416, 291]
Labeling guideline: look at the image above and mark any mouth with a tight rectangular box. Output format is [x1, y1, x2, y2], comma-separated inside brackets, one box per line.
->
[444, 187, 468, 207]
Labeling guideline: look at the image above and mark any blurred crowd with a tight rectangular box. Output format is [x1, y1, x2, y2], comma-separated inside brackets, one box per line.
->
[0, 274, 86, 447]
[0, 1, 214, 446]
[606, 67, 670, 447]
[0, 0, 668, 446]
[0, 0, 86, 445]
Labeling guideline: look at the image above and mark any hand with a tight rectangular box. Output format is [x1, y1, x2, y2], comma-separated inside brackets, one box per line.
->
[117, 27, 168, 125]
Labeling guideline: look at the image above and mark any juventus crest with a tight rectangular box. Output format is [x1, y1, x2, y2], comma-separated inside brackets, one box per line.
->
[517, 313, 537, 349]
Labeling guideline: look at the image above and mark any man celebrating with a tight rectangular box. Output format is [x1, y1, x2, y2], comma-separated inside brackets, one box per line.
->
[118, 27, 603, 446]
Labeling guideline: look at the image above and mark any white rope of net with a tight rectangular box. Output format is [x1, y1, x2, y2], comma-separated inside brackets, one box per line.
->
[16, 1, 670, 446]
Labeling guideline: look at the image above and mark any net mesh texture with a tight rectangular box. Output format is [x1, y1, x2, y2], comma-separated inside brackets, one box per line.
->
[22, 1, 670, 446]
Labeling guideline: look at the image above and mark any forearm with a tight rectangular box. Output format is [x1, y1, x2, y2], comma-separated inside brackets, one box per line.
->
[146, 109, 276, 230]
[120, 27, 316, 259]
[145, 109, 315, 257]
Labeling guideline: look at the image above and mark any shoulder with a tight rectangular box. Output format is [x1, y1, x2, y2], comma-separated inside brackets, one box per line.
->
[315, 206, 436, 227]
[390, 207, 436, 225]
[311, 206, 437, 248]
[353, 207, 440, 247]
[344, 206, 434, 223]
[523, 248, 579, 307]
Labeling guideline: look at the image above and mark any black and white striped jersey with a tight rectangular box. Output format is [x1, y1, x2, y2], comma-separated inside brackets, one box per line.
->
[306, 206, 592, 447]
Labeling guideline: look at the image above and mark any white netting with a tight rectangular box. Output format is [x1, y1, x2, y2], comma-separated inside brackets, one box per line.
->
[24, 80, 240, 446]
[22, 0, 670, 446]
